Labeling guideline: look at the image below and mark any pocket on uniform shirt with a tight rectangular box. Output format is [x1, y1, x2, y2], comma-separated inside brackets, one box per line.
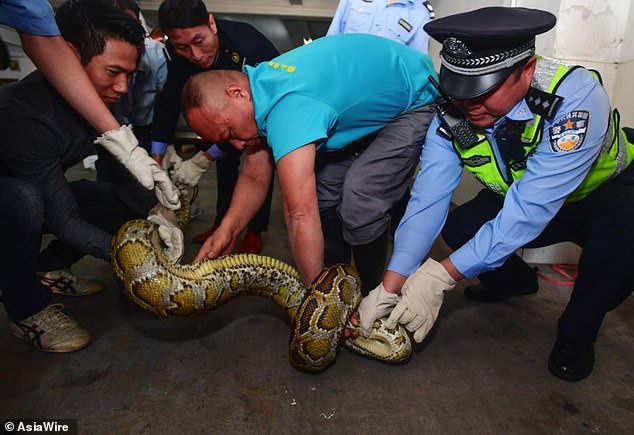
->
[387, 18, 415, 45]
[344, 5, 373, 34]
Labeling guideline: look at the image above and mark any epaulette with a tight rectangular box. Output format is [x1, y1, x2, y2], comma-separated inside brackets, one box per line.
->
[423, 1, 435, 19]
[525, 86, 564, 120]
[162, 45, 171, 62]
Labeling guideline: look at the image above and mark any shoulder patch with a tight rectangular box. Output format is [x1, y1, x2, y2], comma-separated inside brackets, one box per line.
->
[548, 111, 590, 152]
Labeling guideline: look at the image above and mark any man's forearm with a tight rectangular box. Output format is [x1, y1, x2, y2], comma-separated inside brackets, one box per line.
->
[382, 270, 408, 294]
[220, 150, 272, 236]
[285, 211, 324, 286]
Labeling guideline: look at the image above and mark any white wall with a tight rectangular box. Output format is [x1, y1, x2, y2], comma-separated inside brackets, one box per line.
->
[0, 26, 36, 83]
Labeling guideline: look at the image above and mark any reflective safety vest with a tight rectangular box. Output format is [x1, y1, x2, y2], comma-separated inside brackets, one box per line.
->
[452, 57, 634, 202]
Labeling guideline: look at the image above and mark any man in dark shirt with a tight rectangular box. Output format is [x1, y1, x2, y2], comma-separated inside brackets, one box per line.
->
[0, 0, 146, 353]
[150, 0, 279, 253]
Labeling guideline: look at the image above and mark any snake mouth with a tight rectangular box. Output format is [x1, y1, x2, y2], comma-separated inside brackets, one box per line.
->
[343, 319, 412, 365]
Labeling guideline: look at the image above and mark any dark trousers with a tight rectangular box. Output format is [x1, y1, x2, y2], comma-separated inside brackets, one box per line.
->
[441, 165, 634, 342]
[214, 145, 272, 233]
[39, 148, 157, 271]
[0, 177, 131, 320]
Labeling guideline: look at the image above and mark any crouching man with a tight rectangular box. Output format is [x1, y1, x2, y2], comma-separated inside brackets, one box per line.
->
[358, 7, 634, 382]
[0, 0, 180, 352]
[182, 34, 437, 292]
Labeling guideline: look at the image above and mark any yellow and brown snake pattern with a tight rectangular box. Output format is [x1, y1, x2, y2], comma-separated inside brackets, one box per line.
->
[110, 195, 411, 371]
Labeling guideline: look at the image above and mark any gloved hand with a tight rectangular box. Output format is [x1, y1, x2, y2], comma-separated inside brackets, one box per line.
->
[94, 125, 180, 209]
[161, 145, 183, 174]
[172, 151, 212, 187]
[386, 258, 456, 343]
[152, 165, 181, 210]
[147, 204, 184, 262]
[357, 283, 401, 337]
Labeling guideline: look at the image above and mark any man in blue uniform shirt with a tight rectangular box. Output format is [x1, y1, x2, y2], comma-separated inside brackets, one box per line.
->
[327, 0, 434, 54]
[357, 7, 634, 382]
[182, 34, 437, 291]
[150, 0, 279, 254]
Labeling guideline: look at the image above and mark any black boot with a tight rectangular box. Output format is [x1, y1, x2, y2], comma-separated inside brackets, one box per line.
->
[548, 330, 595, 382]
[319, 207, 350, 265]
[464, 266, 539, 302]
[351, 230, 389, 296]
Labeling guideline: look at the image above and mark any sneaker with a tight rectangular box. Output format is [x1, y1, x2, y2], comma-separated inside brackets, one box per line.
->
[9, 304, 91, 352]
[38, 269, 104, 297]
[192, 224, 219, 243]
[238, 230, 263, 254]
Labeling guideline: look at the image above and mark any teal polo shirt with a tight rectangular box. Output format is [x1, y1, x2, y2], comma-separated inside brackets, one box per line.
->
[244, 33, 438, 162]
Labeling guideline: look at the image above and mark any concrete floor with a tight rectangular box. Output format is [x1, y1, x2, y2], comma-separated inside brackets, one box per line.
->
[1, 160, 633, 434]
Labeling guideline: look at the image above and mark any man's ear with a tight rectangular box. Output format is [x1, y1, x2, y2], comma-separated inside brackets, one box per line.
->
[521, 55, 537, 86]
[208, 14, 217, 34]
[226, 82, 249, 100]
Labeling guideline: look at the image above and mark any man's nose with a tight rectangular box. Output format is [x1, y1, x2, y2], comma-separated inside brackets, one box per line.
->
[230, 139, 245, 150]
[191, 46, 204, 62]
[113, 74, 129, 94]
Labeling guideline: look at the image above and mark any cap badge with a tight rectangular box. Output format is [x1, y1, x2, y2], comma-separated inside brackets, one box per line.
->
[443, 37, 471, 58]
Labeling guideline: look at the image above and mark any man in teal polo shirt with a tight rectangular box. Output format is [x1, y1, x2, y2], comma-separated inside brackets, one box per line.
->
[183, 34, 437, 289]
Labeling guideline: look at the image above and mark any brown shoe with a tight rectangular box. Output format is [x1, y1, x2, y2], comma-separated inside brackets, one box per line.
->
[238, 230, 263, 254]
[192, 224, 219, 244]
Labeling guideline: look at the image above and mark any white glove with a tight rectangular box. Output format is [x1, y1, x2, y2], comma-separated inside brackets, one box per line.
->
[386, 259, 456, 343]
[147, 204, 184, 263]
[161, 145, 183, 173]
[172, 151, 212, 187]
[95, 125, 180, 210]
[152, 165, 181, 210]
[357, 283, 400, 337]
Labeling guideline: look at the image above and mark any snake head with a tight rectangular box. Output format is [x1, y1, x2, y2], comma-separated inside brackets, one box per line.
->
[344, 318, 412, 363]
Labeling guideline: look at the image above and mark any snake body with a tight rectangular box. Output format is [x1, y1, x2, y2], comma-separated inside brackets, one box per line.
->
[111, 198, 411, 371]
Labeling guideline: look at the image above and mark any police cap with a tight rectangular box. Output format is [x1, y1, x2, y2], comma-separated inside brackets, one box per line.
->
[423, 7, 556, 99]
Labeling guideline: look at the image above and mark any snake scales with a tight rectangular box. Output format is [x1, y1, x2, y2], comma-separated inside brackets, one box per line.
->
[110, 192, 411, 372]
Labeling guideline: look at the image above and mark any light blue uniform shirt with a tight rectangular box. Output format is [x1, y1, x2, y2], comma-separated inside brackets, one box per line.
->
[245, 33, 437, 163]
[388, 66, 611, 278]
[0, 0, 59, 36]
[327, 0, 433, 54]
[114, 38, 168, 127]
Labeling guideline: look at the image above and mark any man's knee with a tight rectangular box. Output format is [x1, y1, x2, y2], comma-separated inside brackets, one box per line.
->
[2, 179, 45, 227]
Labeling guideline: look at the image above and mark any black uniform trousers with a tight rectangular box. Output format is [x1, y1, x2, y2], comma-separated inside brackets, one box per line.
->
[441, 164, 634, 342]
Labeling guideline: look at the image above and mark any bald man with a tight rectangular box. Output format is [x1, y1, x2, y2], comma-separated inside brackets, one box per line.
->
[182, 34, 437, 292]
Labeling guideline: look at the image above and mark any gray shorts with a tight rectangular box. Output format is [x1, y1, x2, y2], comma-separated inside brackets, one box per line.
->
[315, 104, 435, 245]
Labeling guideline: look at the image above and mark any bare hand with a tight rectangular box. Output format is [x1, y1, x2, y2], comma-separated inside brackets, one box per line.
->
[193, 226, 236, 262]
[343, 311, 361, 339]
[151, 153, 163, 165]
